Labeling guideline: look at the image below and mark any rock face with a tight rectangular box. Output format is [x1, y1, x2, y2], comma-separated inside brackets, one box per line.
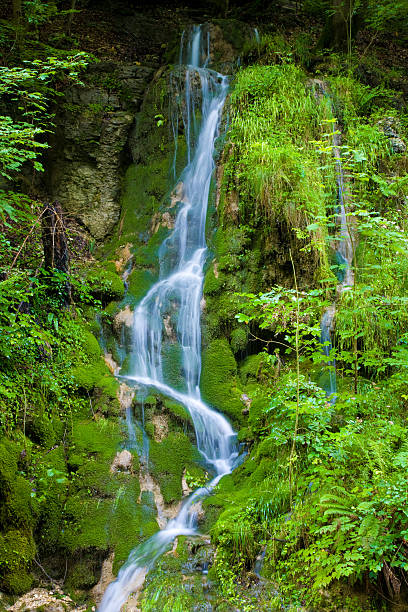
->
[378, 117, 407, 154]
[45, 19, 253, 242]
[47, 64, 154, 240]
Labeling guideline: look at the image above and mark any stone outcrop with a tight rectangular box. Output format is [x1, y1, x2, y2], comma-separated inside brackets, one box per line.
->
[378, 117, 406, 154]
[47, 64, 154, 240]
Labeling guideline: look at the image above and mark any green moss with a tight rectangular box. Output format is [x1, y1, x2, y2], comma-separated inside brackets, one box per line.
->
[0, 530, 35, 594]
[215, 225, 250, 258]
[62, 495, 111, 553]
[0, 439, 19, 492]
[149, 432, 196, 504]
[161, 343, 185, 392]
[127, 268, 157, 303]
[93, 376, 120, 417]
[2, 569, 33, 595]
[81, 330, 102, 360]
[239, 353, 264, 384]
[26, 412, 56, 448]
[230, 327, 248, 354]
[87, 265, 125, 302]
[203, 292, 242, 340]
[248, 394, 269, 433]
[163, 398, 192, 425]
[104, 153, 174, 261]
[58, 416, 154, 573]
[67, 556, 102, 590]
[71, 359, 107, 390]
[145, 422, 155, 439]
[70, 418, 122, 463]
[203, 264, 222, 296]
[200, 339, 243, 425]
[2, 476, 36, 529]
[133, 226, 169, 271]
[110, 485, 157, 572]
[71, 360, 120, 416]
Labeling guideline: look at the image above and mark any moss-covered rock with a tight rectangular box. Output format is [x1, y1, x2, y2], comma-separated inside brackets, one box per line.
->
[149, 432, 196, 504]
[71, 359, 120, 417]
[163, 398, 192, 425]
[230, 326, 248, 354]
[161, 343, 185, 392]
[0, 439, 19, 493]
[82, 329, 102, 360]
[127, 268, 157, 304]
[0, 530, 35, 595]
[239, 353, 265, 385]
[1, 476, 36, 530]
[87, 264, 125, 302]
[66, 554, 103, 590]
[26, 412, 56, 448]
[200, 339, 243, 425]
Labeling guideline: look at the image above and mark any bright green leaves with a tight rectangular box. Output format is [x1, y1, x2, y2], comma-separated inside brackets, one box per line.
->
[236, 286, 328, 364]
[0, 116, 47, 179]
[0, 52, 91, 179]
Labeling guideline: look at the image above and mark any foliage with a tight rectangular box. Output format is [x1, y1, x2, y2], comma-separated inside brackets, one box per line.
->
[236, 287, 328, 365]
[228, 64, 334, 230]
[0, 53, 90, 180]
[208, 61, 408, 608]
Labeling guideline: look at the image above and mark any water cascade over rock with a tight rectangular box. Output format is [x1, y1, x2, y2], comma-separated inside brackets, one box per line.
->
[98, 25, 239, 612]
[314, 80, 356, 401]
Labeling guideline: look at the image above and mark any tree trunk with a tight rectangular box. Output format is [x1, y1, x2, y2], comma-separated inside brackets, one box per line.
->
[67, 0, 77, 35]
[316, 0, 366, 51]
[12, 0, 23, 48]
[12, 0, 22, 24]
[41, 202, 71, 306]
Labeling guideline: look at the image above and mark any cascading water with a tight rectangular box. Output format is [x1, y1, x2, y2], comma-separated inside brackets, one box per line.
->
[317, 82, 355, 400]
[98, 26, 238, 612]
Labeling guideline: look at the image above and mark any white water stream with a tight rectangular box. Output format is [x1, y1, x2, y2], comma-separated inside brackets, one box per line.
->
[98, 26, 238, 612]
[318, 87, 355, 400]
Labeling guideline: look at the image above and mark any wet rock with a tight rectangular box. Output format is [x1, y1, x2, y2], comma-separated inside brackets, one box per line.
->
[152, 414, 169, 442]
[114, 243, 133, 274]
[110, 449, 133, 473]
[151, 211, 175, 234]
[180, 537, 216, 575]
[104, 352, 119, 374]
[91, 553, 115, 607]
[113, 305, 134, 332]
[50, 111, 133, 240]
[139, 469, 181, 529]
[378, 117, 406, 154]
[163, 315, 177, 342]
[118, 383, 135, 413]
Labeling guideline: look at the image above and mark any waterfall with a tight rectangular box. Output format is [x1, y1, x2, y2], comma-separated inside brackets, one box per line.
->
[98, 26, 238, 612]
[317, 82, 355, 400]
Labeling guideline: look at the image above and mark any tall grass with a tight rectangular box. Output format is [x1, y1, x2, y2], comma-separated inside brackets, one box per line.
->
[227, 64, 335, 268]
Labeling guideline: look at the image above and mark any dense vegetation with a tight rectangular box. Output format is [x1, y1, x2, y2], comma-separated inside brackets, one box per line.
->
[0, 0, 408, 610]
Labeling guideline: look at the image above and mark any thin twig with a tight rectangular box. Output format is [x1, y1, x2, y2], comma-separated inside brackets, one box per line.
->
[33, 557, 56, 585]
[7, 209, 47, 277]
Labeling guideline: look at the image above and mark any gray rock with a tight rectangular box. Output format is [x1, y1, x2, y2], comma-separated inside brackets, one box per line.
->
[377, 117, 406, 154]
[50, 110, 133, 239]
[47, 63, 154, 240]
[110, 449, 133, 473]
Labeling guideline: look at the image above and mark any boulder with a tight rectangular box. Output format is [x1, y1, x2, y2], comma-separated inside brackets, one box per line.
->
[110, 449, 133, 473]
